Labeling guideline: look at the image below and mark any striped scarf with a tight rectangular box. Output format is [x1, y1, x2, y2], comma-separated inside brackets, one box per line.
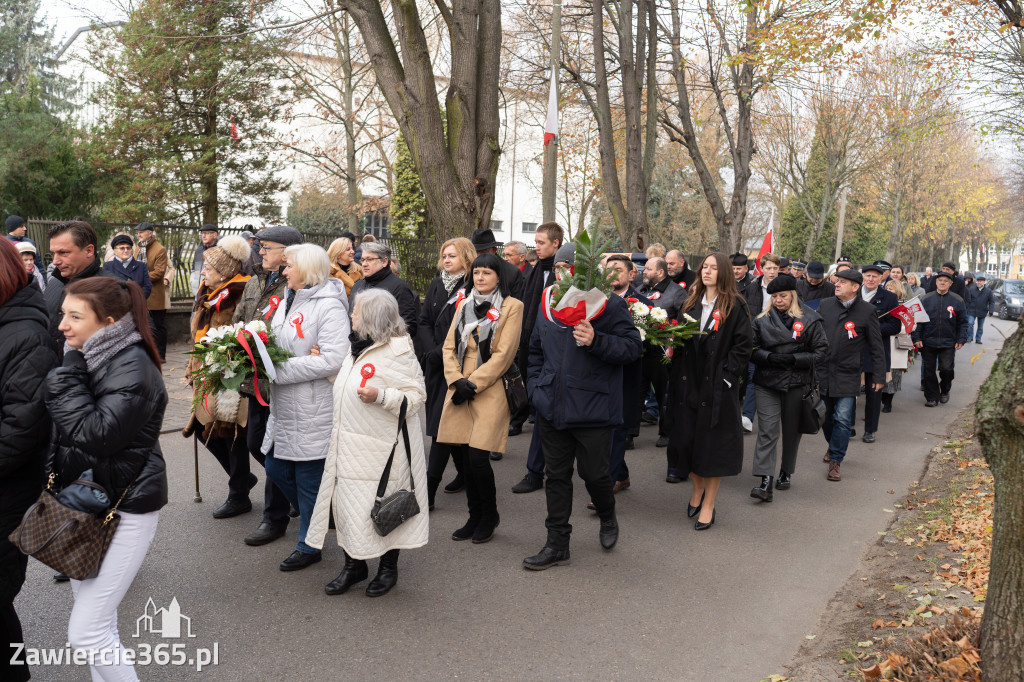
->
[136, 236, 152, 265]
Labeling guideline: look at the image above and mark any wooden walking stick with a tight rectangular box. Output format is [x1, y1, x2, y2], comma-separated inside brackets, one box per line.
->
[193, 433, 202, 503]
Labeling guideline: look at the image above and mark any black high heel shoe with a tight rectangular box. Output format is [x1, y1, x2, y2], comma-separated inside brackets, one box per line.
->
[687, 491, 706, 519]
[694, 509, 716, 531]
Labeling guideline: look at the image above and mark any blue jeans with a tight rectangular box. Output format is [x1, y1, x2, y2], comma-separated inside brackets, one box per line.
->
[822, 396, 856, 463]
[742, 362, 757, 420]
[265, 455, 325, 554]
[967, 315, 985, 342]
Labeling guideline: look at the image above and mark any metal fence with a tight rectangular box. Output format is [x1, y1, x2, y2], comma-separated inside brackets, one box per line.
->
[26, 220, 443, 301]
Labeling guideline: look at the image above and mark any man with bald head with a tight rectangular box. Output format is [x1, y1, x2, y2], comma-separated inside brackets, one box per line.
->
[665, 249, 696, 290]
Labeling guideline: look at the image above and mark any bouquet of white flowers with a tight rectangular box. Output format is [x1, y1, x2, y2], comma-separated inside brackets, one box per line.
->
[187, 320, 292, 409]
[627, 298, 703, 351]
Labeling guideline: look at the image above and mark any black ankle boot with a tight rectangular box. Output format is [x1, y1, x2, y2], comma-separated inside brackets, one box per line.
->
[880, 394, 893, 413]
[750, 475, 774, 502]
[776, 471, 791, 490]
[325, 552, 369, 595]
[472, 512, 500, 544]
[366, 549, 399, 597]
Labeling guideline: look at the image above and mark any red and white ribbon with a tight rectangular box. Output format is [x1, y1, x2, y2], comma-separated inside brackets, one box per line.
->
[486, 308, 501, 322]
[263, 295, 281, 320]
[792, 321, 804, 339]
[712, 309, 721, 332]
[649, 291, 662, 300]
[947, 305, 955, 319]
[211, 289, 229, 312]
[845, 320, 857, 339]
[235, 330, 277, 407]
[290, 312, 305, 339]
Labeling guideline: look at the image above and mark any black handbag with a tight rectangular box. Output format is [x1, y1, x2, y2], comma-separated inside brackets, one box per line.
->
[799, 366, 827, 435]
[369, 398, 421, 537]
[501, 363, 529, 414]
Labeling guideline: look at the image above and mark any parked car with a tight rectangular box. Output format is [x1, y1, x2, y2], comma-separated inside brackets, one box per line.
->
[988, 278, 1023, 320]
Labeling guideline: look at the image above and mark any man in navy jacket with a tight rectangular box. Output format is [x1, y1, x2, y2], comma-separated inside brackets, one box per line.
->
[523, 293, 642, 570]
[912, 271, 968, 407]
[859, 263, 902, 443]
[102, 234, 153, 299]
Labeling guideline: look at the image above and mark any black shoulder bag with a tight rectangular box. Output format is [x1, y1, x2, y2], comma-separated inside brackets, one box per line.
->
[799, 362, 827, 435]
[369, 398, 421, 536]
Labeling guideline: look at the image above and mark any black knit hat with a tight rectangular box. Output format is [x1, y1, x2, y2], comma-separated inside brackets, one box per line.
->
[766, 274, 797, 294]
[5, 215, 25, 233]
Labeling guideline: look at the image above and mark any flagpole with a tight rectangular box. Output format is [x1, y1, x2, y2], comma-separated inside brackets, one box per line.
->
[541, 1, 562, 225]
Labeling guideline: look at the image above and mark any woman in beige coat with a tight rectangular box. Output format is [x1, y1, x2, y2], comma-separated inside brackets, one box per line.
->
[438, 253, 523, 544]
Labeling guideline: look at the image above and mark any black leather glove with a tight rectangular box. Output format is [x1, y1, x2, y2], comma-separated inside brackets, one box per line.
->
[769, 352, 796, 367]
[452, 378, 478, 405]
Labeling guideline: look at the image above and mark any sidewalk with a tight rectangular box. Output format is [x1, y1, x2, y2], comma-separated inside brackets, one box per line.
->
[160, 342, 196, 433]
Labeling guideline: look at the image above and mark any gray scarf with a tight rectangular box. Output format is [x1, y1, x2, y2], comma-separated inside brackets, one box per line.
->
[455, 290, 503, 368]
[136, 236, 151, 265]
[441, 270, 463, 295]
[66, 314, 143, 372]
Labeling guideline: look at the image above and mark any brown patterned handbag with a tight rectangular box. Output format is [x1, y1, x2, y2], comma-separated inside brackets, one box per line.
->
[8, 473, 134, 580]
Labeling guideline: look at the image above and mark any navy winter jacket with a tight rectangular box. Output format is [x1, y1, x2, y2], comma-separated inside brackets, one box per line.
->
[912, 291, 968, 349]
[527, 294, 642, 429]
[103, 257, 153, 299]
[965, 285, 994, 318]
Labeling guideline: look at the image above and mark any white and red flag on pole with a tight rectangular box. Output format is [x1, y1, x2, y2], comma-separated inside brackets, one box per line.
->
[544, 66, 558, 146]
[889, 295, 930, 334]
[753, 227, 774, 276]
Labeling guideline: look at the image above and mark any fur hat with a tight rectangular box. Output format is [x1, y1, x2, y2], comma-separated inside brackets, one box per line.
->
[203, 235, 250, 280]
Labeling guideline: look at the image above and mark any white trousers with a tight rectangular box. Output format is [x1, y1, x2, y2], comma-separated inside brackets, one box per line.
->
[69, 511, 159, 682]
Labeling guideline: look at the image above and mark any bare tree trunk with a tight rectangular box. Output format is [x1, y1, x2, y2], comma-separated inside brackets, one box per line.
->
[976, 325, 1024, 681]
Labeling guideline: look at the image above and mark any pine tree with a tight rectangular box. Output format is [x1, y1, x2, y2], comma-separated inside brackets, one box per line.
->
[86, 0, 289, 225]
[389, 133, 428, 238]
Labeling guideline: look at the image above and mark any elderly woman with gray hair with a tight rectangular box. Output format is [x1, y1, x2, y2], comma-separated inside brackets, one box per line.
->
[306, 289, 428, 598]
[263, 243, 350, 573]
[348, 241, 420, 338]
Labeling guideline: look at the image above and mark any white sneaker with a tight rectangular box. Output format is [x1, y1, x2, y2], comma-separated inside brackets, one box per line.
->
[741, 416, 753, 432]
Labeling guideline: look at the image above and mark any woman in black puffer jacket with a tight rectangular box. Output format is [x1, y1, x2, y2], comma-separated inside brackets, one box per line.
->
[749, 275, 829, 501]
[0, 239, 57, 682]
[45, 276, 167, 681]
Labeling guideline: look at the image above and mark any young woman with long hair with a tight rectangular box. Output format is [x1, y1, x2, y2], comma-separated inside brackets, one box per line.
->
[46, 276, 168, 680]
[667, 252, 753, 530]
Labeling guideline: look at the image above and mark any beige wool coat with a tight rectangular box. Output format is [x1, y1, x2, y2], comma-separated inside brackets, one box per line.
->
[437, 296, 523, 453]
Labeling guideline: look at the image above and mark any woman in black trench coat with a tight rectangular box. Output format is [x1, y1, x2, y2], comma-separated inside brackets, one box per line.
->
[417, 237, 477, 508]
[667, 252, 753, 530]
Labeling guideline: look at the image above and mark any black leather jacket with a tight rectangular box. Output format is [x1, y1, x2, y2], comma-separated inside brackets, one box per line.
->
[751, 307, 830, 391]
[45, 344, 169, 514]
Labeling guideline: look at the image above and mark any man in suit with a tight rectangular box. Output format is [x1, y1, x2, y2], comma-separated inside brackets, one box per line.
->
[858, 263, 902, 443]
[639, 256, 686, 450]
[134, 222, 169, 360]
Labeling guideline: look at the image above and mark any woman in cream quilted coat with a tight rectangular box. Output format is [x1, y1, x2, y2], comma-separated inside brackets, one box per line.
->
[306, 288, 428, 598]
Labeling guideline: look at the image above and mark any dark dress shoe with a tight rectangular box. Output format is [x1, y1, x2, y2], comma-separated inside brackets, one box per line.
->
[655, 435, 670, 447]
[489, 451, 503, 461]
[850, 428, 857, 437]
[687, 491, 705, 518]
[625, 436, 635, 450]
[925, 400, 938, 407]
[750, 476, 773, 502]
[248, 473, 259, 490]
[244, 522, 287, 546]
[288, 506, 300, 518]
[365, 550, 399, 597]
[939, 393, 950, 404]
[451, 517, 479, 541]
[694, 509, 716, 531]
[472, 513, 500, 544]
[599, 517, 618, 549]
[279, 550, 322, 572]
[640, 412, 658, 425]
[508, 424, 523, 436]
[880, 403, 892, 413]
[776, 471, 791, 490]
[666, 469, 683, 484]
[511, 474, 543, 494]
[325, 554, 369, 595]
[522, 546, 571, 570]
[54, 572, 70, 582]
[862, 432, 875, 443]
[443, 474, 465, 493]
[213, 498, 252, 519]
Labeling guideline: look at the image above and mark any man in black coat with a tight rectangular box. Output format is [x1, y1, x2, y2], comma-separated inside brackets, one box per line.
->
[816, 269, 886, 482]
[912, 271, 968, 407]
[472, 228, 524, 301]
[925, 261, 966, 299]
[349, 242, 419, 338]
[965, 274, 994, 344]
[640, 256, 686, 320]
[639, 256, 686, 449]
[44, 221, 115, 360]
[666, 249, 697, 291]
[859, 263, 902, 443]
[503, 240, 533, 280]
[731, 252, 753, 295]
[103, 234, 153, 299]
[523, 289, 642, 570]
[796, 260, 836, 305]
[511, 222, 564, 492]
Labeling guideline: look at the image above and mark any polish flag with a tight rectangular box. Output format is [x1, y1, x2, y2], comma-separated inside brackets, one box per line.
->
[753, 226, 773, 277]
[891, 296, 930, 334]
[544, 66, 558, 146]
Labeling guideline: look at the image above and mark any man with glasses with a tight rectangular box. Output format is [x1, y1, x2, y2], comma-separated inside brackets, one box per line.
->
[348, 241, 420, 337]
[231, 224, 302, 547]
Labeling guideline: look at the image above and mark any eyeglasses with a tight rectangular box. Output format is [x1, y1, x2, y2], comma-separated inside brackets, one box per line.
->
[259, 245, 285, 253]
[360, 257, 381, 264]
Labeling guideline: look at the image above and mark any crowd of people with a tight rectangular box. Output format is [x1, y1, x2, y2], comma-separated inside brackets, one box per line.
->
[0, 215, 986, 680]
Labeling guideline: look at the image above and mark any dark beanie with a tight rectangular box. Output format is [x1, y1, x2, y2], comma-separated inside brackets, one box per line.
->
[766, 274, 797, 294]
[5, 215, 25, 233]
[110, 234, 134, 248]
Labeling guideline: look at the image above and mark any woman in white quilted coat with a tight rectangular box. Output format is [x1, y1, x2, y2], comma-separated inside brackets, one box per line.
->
[262, 244, 350, 573]
[306, 289, 428, 598]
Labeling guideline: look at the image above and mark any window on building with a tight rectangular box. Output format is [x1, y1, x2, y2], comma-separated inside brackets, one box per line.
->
[521, 222, 538, 233]
[490, 220, 503, 232]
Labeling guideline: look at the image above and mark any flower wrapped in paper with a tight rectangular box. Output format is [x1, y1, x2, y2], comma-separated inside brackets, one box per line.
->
[540, 230, 617, 343]
[187, 320, 293, 410]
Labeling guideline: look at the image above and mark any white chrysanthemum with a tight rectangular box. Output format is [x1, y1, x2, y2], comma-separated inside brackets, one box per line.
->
[631, 302, 650, 317]
[245, 320, 268, 334]
[650, 307, 668, 322]
[683, 313, 697, 324]
[638, 328, 647, 341]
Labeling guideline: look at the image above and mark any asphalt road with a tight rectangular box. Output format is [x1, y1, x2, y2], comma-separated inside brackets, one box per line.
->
[14, 318, 1017, 681]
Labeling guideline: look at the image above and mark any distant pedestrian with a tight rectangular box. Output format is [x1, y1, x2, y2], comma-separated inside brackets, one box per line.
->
[191, 224, 219, 296]
[14, 241, 45, 291]
[4, 215, 45, 282]
[327, 237, 363, 296]
[102, 234, 153, 299]
[306, 289, 428, 598]
[134, 222, 169, 360]
[913, 271, 968, 407]
[796, 261, 835, 303]
[965, 274, 994, 343]
[667, 253, 753, 530]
